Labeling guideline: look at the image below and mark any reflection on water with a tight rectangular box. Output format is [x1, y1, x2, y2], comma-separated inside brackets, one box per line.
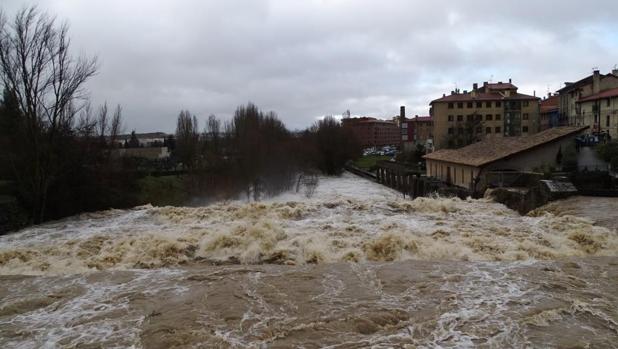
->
[0, 173, 616, 348]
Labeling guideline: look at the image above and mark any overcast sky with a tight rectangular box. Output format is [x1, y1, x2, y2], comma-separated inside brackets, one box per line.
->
[3, 0, 618, 132]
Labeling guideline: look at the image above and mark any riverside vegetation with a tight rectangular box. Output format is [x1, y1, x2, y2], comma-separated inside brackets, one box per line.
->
[0, 7, 361, 233]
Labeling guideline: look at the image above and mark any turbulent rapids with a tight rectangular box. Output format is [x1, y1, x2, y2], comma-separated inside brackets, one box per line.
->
[1, 174, 617, 275]
[0, 173, 617, 348]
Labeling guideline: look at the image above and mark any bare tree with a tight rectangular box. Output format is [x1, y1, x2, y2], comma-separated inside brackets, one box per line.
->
[175, 110, 199, 170]
[206, 114, 221, 156]
[0, 7, 98, 222]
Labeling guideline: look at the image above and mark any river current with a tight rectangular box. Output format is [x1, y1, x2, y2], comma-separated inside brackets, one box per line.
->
[1, 173, 617, 348]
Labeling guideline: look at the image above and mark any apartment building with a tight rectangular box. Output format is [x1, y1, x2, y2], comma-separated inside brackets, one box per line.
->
[576, 87, 618, 139]
[557, 69, 618, 128]
[341, 117, 400, 148]
[429, 80, 540, 150]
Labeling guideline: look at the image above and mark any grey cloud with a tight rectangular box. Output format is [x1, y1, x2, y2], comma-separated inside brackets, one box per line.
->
[2, 0, 618, 131]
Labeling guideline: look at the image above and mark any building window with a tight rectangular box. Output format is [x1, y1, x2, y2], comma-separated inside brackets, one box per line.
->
[486, 101, 491, 108]
[475, 114, 482, 121]
[496, 101, 502, 107]
[448, 102, 454, 109]
[523, 101, 529, 107]
[458, 128, 464, 135]
[448, 115, 454, 121]
[608, 99, 611, 107]
[522, 126, 529, 132]
[486, 127, 491, 134]
[486, 114, 493, 121]
[607, 115, 611, 127]
[448, 140, 454, 148]
[467, 102, 473, 108]
[457, 115, 463, 122]
[448, 127, 454, 135]
[495, 126, 501, 133]
[523, 113, 529, 120]
[457, 102, 463, 108]
[495, 114, 501, 120]
[476, 102, 482, 108]
[476, 126, 482, 133]
[465, 115, 472, 121]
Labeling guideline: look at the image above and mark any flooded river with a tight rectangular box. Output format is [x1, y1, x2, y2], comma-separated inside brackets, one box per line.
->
[1, 173, 617, 348]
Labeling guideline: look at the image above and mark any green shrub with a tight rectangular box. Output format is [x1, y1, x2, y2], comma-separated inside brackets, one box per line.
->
[596, 142, 618, 162]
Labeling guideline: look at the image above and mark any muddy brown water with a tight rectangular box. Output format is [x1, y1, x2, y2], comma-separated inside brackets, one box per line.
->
[0, 174, 617, 348]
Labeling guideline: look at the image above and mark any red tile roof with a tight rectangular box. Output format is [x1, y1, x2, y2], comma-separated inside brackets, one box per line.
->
[540, 95, 559, 113]
[486, 82, 517, 90]
[577, 87, 618, 103]
[431, 92, 539, 104]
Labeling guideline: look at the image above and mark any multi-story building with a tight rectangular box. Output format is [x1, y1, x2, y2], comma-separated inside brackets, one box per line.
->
[341, 117, 400, 148]
[576, 87, 618, 139]
[540, 93, 560, 131]
[399, 106, 434, 152]
[400, 114, 433, 151]
[557, 69, 618, 128]
[429, 80, 540, 150]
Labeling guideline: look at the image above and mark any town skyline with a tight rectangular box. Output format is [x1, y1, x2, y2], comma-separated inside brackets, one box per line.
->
[2, 0, 618, 132]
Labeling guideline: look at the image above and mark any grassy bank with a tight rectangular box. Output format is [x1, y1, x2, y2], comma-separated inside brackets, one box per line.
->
[352, 155, 391, 171]
[138, 175, 188, 206]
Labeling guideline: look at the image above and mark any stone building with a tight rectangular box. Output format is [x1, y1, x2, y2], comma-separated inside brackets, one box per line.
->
[429, 80, 540, 150]
[423, 126, 587, 191]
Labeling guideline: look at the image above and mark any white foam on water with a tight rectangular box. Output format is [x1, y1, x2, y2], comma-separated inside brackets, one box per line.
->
[1, 173, 617, 276]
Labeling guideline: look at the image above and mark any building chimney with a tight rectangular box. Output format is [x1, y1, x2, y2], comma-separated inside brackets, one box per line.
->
[498, 81, 502, 84]
[593, 69, 601, 94]
[400, 106, 405, 122]
[443, 93, 446, 97]
[613, 67, 618, 76]
[473, 83, 478, 90]
[509, 78, 512, 83]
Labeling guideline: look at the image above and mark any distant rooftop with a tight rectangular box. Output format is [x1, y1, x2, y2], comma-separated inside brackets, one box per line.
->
[577, 87, 618, 103]
[423, 126, 588, 167]
[431, 91, 538, 104]
[557, 70, 618, 93]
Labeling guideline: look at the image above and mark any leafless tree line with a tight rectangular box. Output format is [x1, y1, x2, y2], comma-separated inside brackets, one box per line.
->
[0, 7, 132, 225]
[173, 108, 361, 202]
